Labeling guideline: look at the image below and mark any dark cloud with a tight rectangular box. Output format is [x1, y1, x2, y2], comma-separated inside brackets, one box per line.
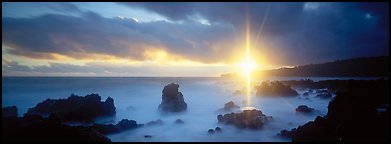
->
[2, 2, 389, 67]
[2, 11, 237, 63]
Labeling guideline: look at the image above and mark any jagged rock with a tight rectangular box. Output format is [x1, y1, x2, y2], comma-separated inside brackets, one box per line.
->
[174, 119, 184, 124]
[303, 92, 309, 96]
[2, 106, 18, 117]
[158, 83, 187, 113]
[144, 135, 152, 138]
[217, 109, 270, 129]
[27, 94, 116, 122]
[255, 81, 298, 96]
[146, 119, 164, 126]
[295, 105, 315, 113]
[224, 101, 239, 110]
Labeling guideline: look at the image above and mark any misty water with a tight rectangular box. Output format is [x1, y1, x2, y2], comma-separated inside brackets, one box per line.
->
[1, 77, 376, 142]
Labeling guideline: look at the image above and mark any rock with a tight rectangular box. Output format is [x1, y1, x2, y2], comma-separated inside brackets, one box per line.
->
[174, 119, 184, 124]
[279, 80, 389, 142]
[208, 129, 215, 134]
[2, 106, 18, 117]
[2, 114, 111, 142]
[224, 101, 239, 110]
[215, 127, 222, 132]
[146, 119, 164, 126]
[217, 109, 269, 129]
[303, 92, 309, 96]
[158, 83, 187, 113]
[144, 135, 152, 138]
[295, 105, 315, 113]
[92, 119, 142, 134]
[27, 94, 116, 122]
[255, 81, 298, 97]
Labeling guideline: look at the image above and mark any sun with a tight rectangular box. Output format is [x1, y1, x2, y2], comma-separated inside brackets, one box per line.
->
[239, 58, 257, 77]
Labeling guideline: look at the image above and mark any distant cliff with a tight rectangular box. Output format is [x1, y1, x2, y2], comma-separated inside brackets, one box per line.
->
[261, 56, 388, 77]
[221, 56, 389, 77]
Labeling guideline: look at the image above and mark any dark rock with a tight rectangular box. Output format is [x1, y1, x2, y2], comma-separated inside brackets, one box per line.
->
[303, 92, 309, 96]
[278, 80, 389, 142]
[295, 105, 315, 113]
[27, 94, 116, 122]
[208, 129, 215, 134]
[2, 106, 18, 117]
[174, 119, 184, 124]
[146, 119, 164, 126]
[92, 119, 142, 134]
[224, 101, 239, 110]
[215, 127, 222, 132]
[217, 109, 269, 129]
[158, 83, 187, 113]
[2, 114, 111, 142]
[144, 135, 152, 138]
[255, 81, 298, 97]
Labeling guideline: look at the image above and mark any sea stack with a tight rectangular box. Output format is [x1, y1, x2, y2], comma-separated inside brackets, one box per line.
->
[158, 83, 187, 113]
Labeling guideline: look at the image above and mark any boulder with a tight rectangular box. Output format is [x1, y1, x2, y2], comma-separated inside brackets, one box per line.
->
[2, 106, 18, 117]
[158, 83, 187, 113]
[27, 94, 116, 122]
[217, 109, 270, 129]
[295, 105, 315, 113]
[215, 127, 222, 132]
[144, 135, 152, 138]
[208, 129, 215, 134]
[92, 119, 142, 134]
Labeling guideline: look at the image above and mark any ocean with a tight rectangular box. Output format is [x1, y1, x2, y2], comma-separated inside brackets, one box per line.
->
[1, 77, 377, 142]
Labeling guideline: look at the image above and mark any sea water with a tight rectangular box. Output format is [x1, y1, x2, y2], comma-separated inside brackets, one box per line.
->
[1, 77, 376, 142]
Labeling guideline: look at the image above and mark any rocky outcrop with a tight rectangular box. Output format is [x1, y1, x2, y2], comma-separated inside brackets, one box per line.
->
[278, 80, 389, 142]
[217, 109, 271, 129]
[224, 101, 239, 110]
[2, 113, 111, 142]
[2, 106, 18, 117]
[255, 81, 298, 97]
[92, 119, 142, 134]
[295, 105, 315, 113]
[27, 94, 116, 122]
[158, 83, 187, 113]
[316, 90, 332, 99]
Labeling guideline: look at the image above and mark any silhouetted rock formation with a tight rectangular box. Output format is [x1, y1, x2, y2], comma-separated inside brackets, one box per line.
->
[2, 106, 18, 117]
[295, 105, 314, 113]
[92, 119, 142, 134]
[217, 109, 271, 129]
[224, 101, 239, 110]
[278, 79, 389, 142]
[27, 94, 116, 122]
[158, 83, 187, 113]
[2, 113, 111, 142]
[255, 81, 298, 96]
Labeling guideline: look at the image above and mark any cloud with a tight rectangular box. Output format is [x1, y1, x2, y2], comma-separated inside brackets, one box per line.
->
[2, 2, 389, 69]
[3, 11, 238, 64]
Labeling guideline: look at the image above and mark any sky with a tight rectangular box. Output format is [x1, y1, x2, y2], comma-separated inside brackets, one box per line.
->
[2, 2, 389, 77]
